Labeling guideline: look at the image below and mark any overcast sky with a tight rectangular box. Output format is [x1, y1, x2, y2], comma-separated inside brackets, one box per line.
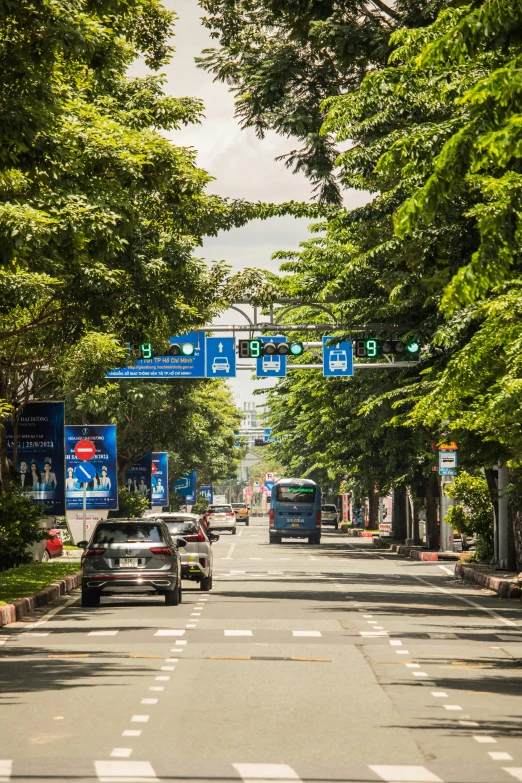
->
[132, 0, 370, 404]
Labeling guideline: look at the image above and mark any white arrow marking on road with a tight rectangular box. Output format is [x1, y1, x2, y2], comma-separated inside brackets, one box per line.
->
[218, 342, 223, 353]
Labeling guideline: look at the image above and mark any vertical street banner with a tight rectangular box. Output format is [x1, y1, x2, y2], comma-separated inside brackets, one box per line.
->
[126, 453, 153, 502]
[199, 484, 213, 504]
[172, 471, 197, 504]
[6, 401, 65, 515]
[151, 452, 168, 508]
[65, 425, 118, 510]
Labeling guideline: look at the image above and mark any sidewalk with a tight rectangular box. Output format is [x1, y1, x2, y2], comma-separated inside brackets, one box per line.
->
[374, 536, 521, 599]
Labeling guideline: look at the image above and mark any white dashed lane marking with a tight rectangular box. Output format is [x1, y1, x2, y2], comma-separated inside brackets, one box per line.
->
[369, 766, 443, 782]
[95, 760, 159, 782]
[130, 715, 149, 723]
[0, 760, 11, 782]
[88, 631, 118, 636]
[154, 630, 185, 636]
[489, 753, 513, 761]
[473, 735, 496, 743]
[292, 631, 321, 637]
[443, 705, 463, 711]
[122, 730, 141, 737]
[110, 748, 132, 758]
[224, 630, 253, 637]
[233, 763, 301, 783]
[504, 770, 522, 781]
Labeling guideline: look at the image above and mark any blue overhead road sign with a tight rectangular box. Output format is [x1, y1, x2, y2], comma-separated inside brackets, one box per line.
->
[256, 336, 287, 378]
[206, 337, 236, 378]
[107, 332, 205, 379]
[322, 337, 354, 377]
[74, 462, 96, 484]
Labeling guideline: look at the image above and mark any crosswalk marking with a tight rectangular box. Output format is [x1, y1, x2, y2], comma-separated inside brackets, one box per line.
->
[0, 760, 11, 782]
[292, 631, 321, 637]
[154, 629, 185, 636]
[369, 765, 442, 782]
[225, 630, 253, 636]
[95, 760, 159, 782]
[88, 630, 118, 636]
[504, 769, 522, 781]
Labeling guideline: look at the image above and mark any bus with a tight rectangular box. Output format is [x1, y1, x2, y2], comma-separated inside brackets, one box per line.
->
[269, 478, 321, 545]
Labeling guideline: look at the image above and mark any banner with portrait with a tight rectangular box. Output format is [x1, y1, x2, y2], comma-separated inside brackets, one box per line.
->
[65, 425, 118, 510]
[7, 401, 65, 515]
[126, 453, 152, 503]
[151, 452, 168, 508]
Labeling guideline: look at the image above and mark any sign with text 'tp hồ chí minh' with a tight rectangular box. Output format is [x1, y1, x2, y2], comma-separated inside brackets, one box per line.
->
[106, 332, 206, 379]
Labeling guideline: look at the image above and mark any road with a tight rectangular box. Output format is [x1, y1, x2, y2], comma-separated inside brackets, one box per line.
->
[1, 518, 522, 783]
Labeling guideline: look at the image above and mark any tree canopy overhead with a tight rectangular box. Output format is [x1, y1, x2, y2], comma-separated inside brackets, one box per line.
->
[197, 0, 453, 202]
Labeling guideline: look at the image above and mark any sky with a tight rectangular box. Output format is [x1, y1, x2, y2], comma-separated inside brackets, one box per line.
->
[131, 0, 370, 404]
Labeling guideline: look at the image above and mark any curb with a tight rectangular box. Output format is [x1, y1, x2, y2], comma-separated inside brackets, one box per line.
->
[455, 562, 521, 599]
[374, 538, 461, 562]
[0, 572, 82, 628]
[342, 529, 375, 538]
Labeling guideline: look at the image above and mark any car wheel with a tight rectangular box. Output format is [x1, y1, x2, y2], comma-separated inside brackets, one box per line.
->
[231, 528, 236, 535]
[165, 584, 180, 606]
[245, 520, 250, 526]
[42, 549, 50, 562]
[81, 587, 100, 607]
[335, 521, 339, 530]
[200, 573, 212, 591]
[269, 535, 280, 544]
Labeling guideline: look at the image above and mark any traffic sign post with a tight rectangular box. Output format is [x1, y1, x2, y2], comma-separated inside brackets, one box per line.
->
[205, 337, 236, 378]
[256, 337, 287, 378]
[322, 337, 354, 377]
[73, 462, 97, 542]
[107, 332, 206, 379]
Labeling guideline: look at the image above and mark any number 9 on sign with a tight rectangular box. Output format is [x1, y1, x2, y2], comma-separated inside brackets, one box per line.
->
[248, 339, 261, 358]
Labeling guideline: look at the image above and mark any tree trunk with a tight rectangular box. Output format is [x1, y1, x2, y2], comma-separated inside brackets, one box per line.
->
[509, 505, 522, 572]
[392, 485, 407, 542]
[425, 470, 439, 550]
[368, 487, 378, 529]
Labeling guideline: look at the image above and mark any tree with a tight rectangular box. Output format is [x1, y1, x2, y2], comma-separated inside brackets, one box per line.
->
[445, 471, 494, 561]
[197, 0, 453, 202]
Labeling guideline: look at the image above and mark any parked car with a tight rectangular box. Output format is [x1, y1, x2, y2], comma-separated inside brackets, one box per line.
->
[206, 504, 237, 534]
[42, 528, 64, 560]
[231, 503, 249, 525]
[78, 518, 183, 607]
[152, 513, 218, 590]
[321, 504, 339, 529]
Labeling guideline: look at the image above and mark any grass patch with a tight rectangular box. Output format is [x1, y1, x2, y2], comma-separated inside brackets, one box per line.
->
[62, 544, 81, 550]
[0, 562, 80, 605]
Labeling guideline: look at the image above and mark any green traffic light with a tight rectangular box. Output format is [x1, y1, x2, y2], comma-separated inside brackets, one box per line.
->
[181, 343, 195, 356]
[289, 342, 304, 356]
[406, 342, 420, 354]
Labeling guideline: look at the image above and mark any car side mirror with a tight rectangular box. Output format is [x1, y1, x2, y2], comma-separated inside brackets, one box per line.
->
[209, 533, 220, 543]
[77, 540, 88, 549]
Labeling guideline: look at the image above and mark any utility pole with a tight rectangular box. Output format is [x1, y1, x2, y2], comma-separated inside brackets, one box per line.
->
[498, 463, 509, 569]
[439, 476, 455, 552]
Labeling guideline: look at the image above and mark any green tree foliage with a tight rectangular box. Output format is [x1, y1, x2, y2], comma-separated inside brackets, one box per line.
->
[110, 487, 150, 519]
[445, 471, 494, 559]
[0, 485, 47, 570]
[197, 0, 452, 202]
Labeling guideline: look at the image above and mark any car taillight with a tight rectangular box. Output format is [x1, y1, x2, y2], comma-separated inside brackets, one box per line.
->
[149, 547, 172, 556]
[269, 509, 274, 527]
[316, 511, 321, 527]
[184, 528, 207, 542]
[82, 548, 107, 558]
[226, 511, 235, 516]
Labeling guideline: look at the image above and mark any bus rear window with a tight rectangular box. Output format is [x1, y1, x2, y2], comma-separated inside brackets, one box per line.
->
[276, 486, 316, 503]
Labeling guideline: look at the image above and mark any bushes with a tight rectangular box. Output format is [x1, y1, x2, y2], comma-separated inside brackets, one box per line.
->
[109, 487, 150, 519]
[445, 472, 494, 561]
[0, 486, 47, 571]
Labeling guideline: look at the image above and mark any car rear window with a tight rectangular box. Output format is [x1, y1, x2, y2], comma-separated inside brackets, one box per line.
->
[322, 505, 337, 512]
[276, 485, 316, 503]
[92, 523, 164, 544]
[231, 504, 245, 509]
[165, 521, 199, 536]
[209, 505, 232, 513]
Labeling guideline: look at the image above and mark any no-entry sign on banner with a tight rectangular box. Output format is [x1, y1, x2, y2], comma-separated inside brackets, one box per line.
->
[65, 425, 118, 510]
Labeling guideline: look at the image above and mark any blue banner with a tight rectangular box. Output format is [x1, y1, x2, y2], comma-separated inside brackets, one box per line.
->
[7, 401, 65, 515]
[199, 484, 213, 504]
[65, 425, 118, 510]
[151, 452, 168, 508]
[172, 471, 197, 503]
[126, 453, 152, 503]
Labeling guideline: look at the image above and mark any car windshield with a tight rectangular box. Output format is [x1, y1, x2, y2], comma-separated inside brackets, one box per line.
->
[165, 521, 199, 536]
[92, 523, 163, 544]
[276, 485, 316, 503]
[231, 504, 245, 509]
[322, 505, 337, 512]
[209, 505, 232, 513]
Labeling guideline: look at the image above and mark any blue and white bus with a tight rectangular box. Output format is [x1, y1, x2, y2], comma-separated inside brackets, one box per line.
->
[269, 478, 321, 545]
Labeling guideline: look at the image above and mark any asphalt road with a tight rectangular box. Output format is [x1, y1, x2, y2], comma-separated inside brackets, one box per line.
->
[1, 518, 522, 783]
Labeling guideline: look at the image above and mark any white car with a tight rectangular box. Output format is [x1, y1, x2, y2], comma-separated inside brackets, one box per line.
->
[212, 357, 230, 373]
[329, 350, 348, 371]
[205, 504, 237, 534]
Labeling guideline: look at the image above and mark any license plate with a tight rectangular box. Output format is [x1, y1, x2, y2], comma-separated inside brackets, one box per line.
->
[119, 558, 138, 567]
[291, 519, 304, 525]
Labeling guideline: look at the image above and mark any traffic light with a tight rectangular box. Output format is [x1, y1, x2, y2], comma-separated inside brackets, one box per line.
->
[168, 343, 195, 357]
[238, 339, 304, 358]
[353, 339, 420, 358]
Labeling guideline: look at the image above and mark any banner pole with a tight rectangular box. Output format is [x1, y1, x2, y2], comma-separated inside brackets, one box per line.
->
[83, 483, 87, 542]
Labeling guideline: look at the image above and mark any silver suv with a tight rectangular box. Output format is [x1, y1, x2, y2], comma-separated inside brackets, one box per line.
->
[79, 519, 183, 607]
[321, 504, 339, 529]
[152, 513, 218, 591]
